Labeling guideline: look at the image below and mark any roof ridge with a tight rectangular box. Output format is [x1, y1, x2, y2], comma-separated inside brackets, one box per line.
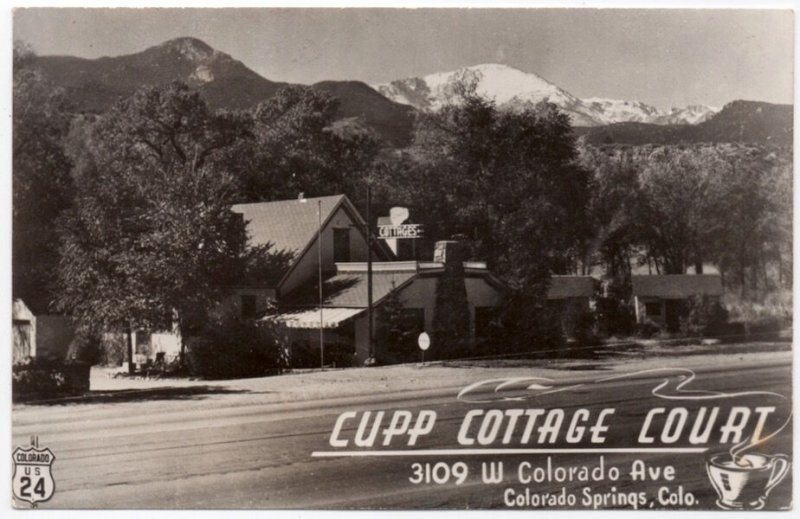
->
[232, 194, 345, 209]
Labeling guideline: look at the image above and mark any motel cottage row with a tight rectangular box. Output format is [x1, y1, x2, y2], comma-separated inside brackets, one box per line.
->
[12, 194, 723, 366]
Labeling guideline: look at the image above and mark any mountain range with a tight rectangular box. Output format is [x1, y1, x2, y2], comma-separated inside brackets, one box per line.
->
[35, 37, 415, 146]
[577, 100, 793, 146]
[373, 63, 719, 127]
[30, 37, 792, 147]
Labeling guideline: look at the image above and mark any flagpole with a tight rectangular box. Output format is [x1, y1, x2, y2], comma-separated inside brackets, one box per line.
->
[367, 183, 374, 362]
[318, 199, 324, 371]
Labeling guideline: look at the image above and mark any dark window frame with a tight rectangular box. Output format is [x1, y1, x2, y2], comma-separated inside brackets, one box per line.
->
[645, 301, 662, 317]
[333, 227, 351, 263]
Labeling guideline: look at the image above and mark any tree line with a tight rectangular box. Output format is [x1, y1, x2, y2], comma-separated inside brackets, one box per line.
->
[13, 43, 792, 359]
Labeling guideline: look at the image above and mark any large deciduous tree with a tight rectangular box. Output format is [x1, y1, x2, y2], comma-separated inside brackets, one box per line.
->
[581, 143, 792, 301]
[13, 41, 74, 312]
[228, 85, 380, 211]
[55, 82, 253, 369]
[376, 86, 591, 351]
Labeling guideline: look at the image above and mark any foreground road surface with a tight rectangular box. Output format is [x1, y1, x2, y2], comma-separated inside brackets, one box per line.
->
[12, 351, 792, 510]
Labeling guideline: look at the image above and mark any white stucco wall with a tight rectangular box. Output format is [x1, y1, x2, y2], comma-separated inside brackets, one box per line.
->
[352, 274, 504, 364]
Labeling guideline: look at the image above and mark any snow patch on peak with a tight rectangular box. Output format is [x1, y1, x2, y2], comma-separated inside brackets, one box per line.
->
[161, 37, 214, 62]
[652, 104, 719, 125]
[374, 63, 573, 112]
[374, 64, 721, 127]
[189, 65, 215, 84]
[583, 97, 663, 124]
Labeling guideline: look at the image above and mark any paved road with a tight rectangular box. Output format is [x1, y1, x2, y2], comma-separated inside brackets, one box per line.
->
[12, 353, 793, 510]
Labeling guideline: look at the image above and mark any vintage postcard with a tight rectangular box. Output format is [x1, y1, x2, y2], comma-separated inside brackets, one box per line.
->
[9, 4, 794, 511]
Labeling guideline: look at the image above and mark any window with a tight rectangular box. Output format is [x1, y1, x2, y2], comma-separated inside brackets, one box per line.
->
[475, 307, 498, 338]
[645, 302, 662, 317]
[241, 294, 257, 319]
[333, 228, 350, 263]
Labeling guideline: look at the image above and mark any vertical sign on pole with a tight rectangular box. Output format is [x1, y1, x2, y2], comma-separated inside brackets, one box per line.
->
[418, 332, 430, 365]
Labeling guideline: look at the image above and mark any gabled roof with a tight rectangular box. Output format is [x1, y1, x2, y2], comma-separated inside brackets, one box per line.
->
[547, 276, 597, 299]
[232, 195, 392, 289]
[632, 275, 723, 298]
[232, 195, 346, 259]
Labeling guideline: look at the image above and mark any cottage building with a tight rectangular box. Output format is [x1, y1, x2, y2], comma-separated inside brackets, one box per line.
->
[632, 274, 723, 331]
[546, 276, 598, 336]
[274, 241, 506, 365]
[126, 195, 392, 363]
[12, 299, 74, 363]
[121, 194, 510, 367]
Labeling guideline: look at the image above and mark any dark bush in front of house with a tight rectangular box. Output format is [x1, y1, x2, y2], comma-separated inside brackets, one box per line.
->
[680, 295, 729, 338]
[186, 312, 286, 379]
[289, 340, 355, 368]
[572, 308, 601, 347]
[634, 321, 661, 338]
[65, 327, 104, 364]
[13, 357, 91, 402]
[594, 296, 636, 337]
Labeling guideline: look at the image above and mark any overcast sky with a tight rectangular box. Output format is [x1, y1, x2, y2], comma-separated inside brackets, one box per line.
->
[13, 8, 794, 109]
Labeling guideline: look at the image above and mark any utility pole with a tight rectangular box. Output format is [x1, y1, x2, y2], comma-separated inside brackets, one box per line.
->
[318, 199, 324, 371]
[366, 182, 374, 362]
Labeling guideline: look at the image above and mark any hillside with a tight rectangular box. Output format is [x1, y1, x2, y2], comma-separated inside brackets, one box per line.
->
[576, 101, 793, 146]
[34, 37, 415, 147]
[29, 38, 790, 148]
[311, 80, 416, 147]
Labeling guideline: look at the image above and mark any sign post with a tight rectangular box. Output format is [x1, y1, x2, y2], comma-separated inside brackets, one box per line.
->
[418, 332, 430, 365]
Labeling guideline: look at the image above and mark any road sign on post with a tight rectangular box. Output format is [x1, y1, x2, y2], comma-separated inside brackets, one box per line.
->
[418, 332, 430, 365]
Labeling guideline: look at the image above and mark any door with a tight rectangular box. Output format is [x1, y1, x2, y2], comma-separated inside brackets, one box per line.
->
[664, 300, 683, 332]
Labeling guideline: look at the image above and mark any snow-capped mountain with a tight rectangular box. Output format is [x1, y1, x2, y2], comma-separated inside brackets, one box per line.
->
[650, 105, 719, 125]
[374, 64, 718, 126]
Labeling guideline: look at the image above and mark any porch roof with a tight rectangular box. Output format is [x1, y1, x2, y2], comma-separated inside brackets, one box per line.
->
[269, 307, 366, 329]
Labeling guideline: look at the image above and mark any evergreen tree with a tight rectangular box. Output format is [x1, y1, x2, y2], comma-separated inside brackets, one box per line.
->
[376, 282, 419, 364]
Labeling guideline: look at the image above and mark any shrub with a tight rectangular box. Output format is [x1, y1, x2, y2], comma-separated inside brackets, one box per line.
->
[680, 295, 729, 337]
[13, 356, 91, 401]
[289, 340, 355, 368]
[65, 327, 103, 364]
[573, 308, 601, 346]
[186, 312, 286, 379]
[594, 296, 636, 337]
[635, 321, 660, 338]
[377, 285, 424, 364]
[723, 289, 792, 326]
[496, 295, 565, 355]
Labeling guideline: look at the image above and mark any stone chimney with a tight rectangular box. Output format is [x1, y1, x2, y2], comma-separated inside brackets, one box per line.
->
[433, 240, 467, 265]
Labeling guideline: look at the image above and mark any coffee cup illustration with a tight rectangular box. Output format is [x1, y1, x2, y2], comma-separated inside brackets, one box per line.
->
[705, 452, 790, 510]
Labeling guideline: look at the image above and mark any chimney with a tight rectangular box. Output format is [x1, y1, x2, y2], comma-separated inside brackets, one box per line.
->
[433, 240, 466, 265]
